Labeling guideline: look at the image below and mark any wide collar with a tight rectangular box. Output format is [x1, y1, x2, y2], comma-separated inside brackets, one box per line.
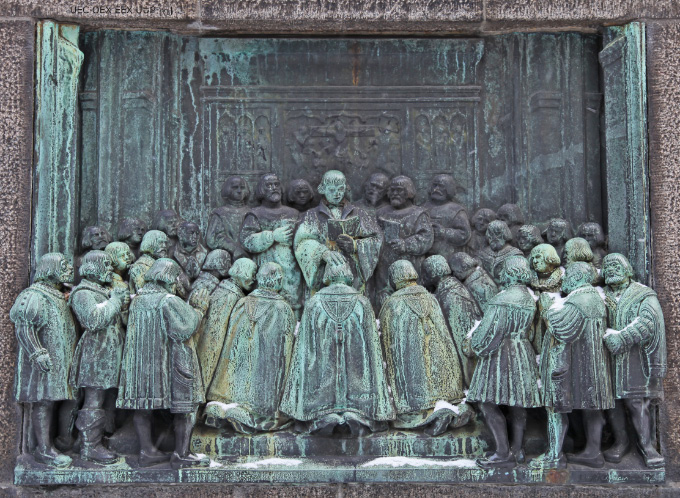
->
[318, 200, 355, 220]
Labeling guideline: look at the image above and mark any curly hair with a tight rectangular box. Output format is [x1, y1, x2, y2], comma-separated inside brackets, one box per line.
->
[500, 255, 533, 286]
[529, 243, 561, 270]
[79, 250, 111, 280]
[565, 237, 594, 264]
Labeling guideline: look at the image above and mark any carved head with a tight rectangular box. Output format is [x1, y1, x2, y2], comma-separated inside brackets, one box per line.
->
[564, 237, 594, 266]
[486, 220, 513, 252]
[256, 174, 283, 204]
[578, 222, 606, 250]
[471, 208, 497, 234]
[544, 218, 573, 246]
[529, 244, 561, 274]
[82, 225, 112, 251]
[79, 250, 115, 285]
[34, 253, 74, 285]
[500, 255, 532, 287]
[562, 262, 597, 294]
[152, 209, 182, 239]
[221, 176, 250, 205]
[105, 242, 135, 273]
[517, 225, 544, 254]
[389, 260, 419, 290]
[229, 258, 257, 292]
[448, 252, 478, 281]
[322, 256, 353, 286]
[178, 221, 201, 253]
[422, 255, 452, 288]
[144, 258, 182, 293]
[140, 230, 169, 259]
[497, 204, 525, 227]
[602, 253, 635, 287]
[203, 249, 232, 278]
[318, 170, 348, 207]
[287, 179, 314, 208]
[429, 174, 457, 203]
[256, 262, 284, 292]
[117, 217, 147, 246]
[362, 172, 390, 207]
[388, 176, 416, 209]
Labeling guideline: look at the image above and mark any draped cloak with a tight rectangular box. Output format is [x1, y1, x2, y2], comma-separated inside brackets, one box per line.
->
[128, 254, 155, 294]
[11, 283, 77, 402]
[467, 285, 541, 408]
[206, 289, 295, 433]
[604, 282, 666, 399]
[69, 280, 125, 389]
[294, 202, 382, 297]
[280, 283, 395, 429]
[478, 245, 524, 285]
[205, 204, 250, 260]
[542, 286, 613, 412]
[423, 201, 471, 260]
[463, 266, 498, 312]
[434, 276, 482, 388]
[379, 284, 465, 428]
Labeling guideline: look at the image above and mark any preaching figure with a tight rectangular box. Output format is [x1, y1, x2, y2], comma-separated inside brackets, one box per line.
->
[206, 176, 251, 260]
[380, 260, 470, 436]
[281, 260, 394, 435]
[294, 170, 382, 299]
[205, 263, 296, 433]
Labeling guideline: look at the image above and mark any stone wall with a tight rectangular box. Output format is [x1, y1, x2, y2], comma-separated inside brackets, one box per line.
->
[1, 1, 679, 495]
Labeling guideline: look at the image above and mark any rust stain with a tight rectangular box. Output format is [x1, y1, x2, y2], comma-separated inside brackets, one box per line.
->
[351, 42, 360, 86]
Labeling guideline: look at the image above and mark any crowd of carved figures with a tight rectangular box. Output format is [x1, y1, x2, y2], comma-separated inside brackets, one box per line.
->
[11, 170, 666, 472]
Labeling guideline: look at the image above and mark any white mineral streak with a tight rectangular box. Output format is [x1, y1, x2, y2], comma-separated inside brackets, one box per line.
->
[537, 379, 542, 389]
[361, 457, 477, 468]
[206, 401, 239, 412]
[604, 328, 620, 338]
[549, 295, 567, 311]
[467, 320, 482, 339]
[238, 458, 303, 469]
[526, 287, 539, 302]
[294, 321, 300, 337]
[433, 399, 460, 415]
[595, 286, 607, 302]
[536, 354, 541, 365]
[96, 302, 108, 309]
[209, 459, 222, 468]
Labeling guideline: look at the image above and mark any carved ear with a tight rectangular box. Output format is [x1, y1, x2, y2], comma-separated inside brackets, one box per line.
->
[317, 183, 326, 195]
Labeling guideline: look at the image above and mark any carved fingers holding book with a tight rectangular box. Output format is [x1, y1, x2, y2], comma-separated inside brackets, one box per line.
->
[336, 234, 356, 253]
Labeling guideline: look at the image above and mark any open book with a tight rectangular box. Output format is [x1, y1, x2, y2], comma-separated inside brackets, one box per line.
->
[327, 216, 360, 242]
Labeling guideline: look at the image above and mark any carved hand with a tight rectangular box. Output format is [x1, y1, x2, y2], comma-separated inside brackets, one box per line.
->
[322, 249, 346, 267]
[35, 353, 52, 373]
[189, 288, 210, 314]
[273, 226, 294, 246]
[336, 234, 356, 253]
[388, 238, 406, 253]
[604, 333, 623, 355]
[111, 287, 131, 308]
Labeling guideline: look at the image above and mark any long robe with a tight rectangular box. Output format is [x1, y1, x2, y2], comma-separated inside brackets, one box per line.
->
[478, 244, 523, 285]
[434, 276, 482, 388]
[379, 284, 464, 427]
[294, 201, 382, 296]
[543, 286, 613, 412]
[240, 206, 302, 311]
[195, 278, 244, 389]
[117, 284, 202, 410]
[128, 254, 155, 294]
[375, 205, 433, 305]
[463, 266, 498, 312]
[10, 283, 77, 402]
[604, 282, 666, 399]
[423, 201, 471, 260]
[206, 289, 295, 432]
[467, 285, 541, 408]
[205, 204, 250, 259]
[280, 283, 394, 428]
[68, 280, 125, 390]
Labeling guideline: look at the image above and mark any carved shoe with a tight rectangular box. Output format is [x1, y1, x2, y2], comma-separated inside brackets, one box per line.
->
[35, 447, 72, 468]
[476, 452, 516, 470]
[170, 451, 207, 470]
[603, 439, 630, 463]
[528, 453, 567, 470]
[139, 449, 170, 467]
[566, 451, 605, 468]
[638, 444, 665, 468]
[81, 442, 118, 465]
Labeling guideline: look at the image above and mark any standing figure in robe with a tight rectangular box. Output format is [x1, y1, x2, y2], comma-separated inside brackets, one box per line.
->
[151, 209, 182, 259]
[354, 172, 390, 216]
[375, 176, 434, 308]
[529, 243, 563, 353]
[69, 251, 129, 464]
[478, 220, 523, 285]
[543, 218, 573, 263]
[294, 170, 382, 300]
[196, 257, 257, 390]
[11, 253, 77, 468]
[466, 255, 541, 469]
[127, 230, 169, 294]
[467, 208, 496, 256]
[423, 174, 471, 260]
[240, 174, 302, 315]
[191, 249, 232, 294]
[517, 225, 544, 258]
[448, 252, 498, 312]
[602, 253, 666, 468]
[174, 221, 208, 297]
[422, 255, 481, 388]
[496, 204, 525, 247]
[117, 258, 210, 468]
[565, 237, 601, 284]
[205, 262, 296, 433]
[529, 262, 612, 470]
[286, 178, 316, 212]
[116, 217, 147, 260]
[577, 222, 608, 269]
[206, 176, 251, 260]
[380, 260, 471, 436]
[281, 259, 394, 435]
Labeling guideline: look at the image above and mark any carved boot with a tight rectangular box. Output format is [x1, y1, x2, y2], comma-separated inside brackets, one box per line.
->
[33, 410, 72, 468]
[604, 403, 630, 464]
[171, 413, 206, 470]
[76, 409, 118, 464]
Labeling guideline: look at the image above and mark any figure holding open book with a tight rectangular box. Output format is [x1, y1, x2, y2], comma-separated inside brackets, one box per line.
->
[294, 170, 383, 300]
